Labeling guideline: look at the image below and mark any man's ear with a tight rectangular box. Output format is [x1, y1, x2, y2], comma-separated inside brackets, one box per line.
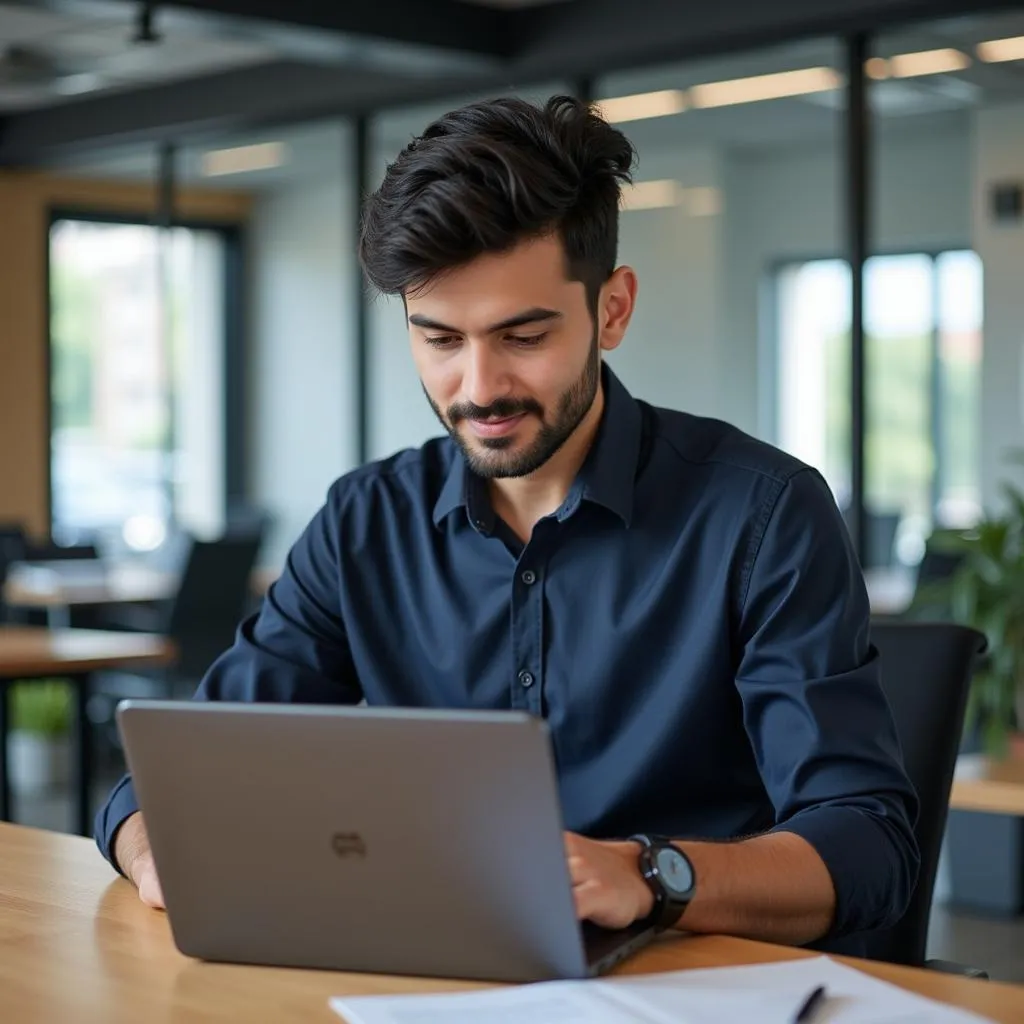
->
[597, 266, 637, 354]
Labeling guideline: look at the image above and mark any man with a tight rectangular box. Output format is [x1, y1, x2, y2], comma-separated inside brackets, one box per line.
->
[97, 96, 918, 951]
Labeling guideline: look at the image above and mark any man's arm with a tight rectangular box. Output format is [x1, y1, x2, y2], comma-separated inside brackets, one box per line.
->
[97, 480, 362, 884]
[568, 467, 918, 945]
[732, 467, 919, 940]
[567, 831, 834, 945]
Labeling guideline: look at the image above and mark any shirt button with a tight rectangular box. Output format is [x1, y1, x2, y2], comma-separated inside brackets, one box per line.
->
[518, 670, 535, 689]
[521, 569, 537, 585]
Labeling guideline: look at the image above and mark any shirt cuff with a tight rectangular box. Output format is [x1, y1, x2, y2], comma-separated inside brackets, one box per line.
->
[94, 775, 140, 874]
[772, 804, 909, 937]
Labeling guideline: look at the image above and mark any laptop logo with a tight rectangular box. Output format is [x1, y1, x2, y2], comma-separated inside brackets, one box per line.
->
[331, 832, 367, 859]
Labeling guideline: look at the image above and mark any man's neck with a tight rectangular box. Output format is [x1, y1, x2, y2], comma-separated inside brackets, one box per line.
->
[488, 384, 606, 543]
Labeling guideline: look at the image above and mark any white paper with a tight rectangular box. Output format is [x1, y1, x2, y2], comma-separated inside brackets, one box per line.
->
[329, 956, 996, 1024]
[329, 979, 801, 1024]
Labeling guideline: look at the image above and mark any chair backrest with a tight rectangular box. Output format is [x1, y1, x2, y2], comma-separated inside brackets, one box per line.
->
[166, 535, 263, 681]
[914, 542, 964, 595]
[842, 506, 901, 569]
[23, 541, 99, 562]
[0, 525, 27, 622]
[863, 620, 986, 965]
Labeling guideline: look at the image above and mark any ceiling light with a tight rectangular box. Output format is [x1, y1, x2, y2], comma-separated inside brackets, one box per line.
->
[865, 58, 890, 80]
[689, 67, 841, 108]
[53, 72, 104, 96]
[201, 142, 287, 177]
[977, 36, 1024, 63]
[595, 90, 687, 124]
[685, 187, 722, 217]
[621, 180, 683, 211]
[887, 48, 970, 78]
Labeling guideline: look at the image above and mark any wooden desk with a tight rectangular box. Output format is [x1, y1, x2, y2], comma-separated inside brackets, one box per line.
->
[2, 823, 1023, 1024]
[950, 755, 1024, 816]
[0, 628, 175, 834]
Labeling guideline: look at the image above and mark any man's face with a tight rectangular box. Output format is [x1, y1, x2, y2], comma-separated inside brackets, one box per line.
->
[407, 235, 611, 479]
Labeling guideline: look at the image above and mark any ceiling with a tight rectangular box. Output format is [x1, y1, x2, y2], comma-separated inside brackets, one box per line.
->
[0, 3, 276, 111]
[1, 0, 1024, 165]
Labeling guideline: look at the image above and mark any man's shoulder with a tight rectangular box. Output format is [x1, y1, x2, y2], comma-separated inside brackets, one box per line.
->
[324, 436, 455, 517]
[646, 402, 809, 488]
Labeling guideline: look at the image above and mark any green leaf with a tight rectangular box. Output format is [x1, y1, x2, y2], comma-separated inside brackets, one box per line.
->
[10, 680, 72, 736]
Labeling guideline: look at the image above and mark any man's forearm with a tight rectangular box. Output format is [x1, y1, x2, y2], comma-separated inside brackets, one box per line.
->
[672, 831, 835, 945]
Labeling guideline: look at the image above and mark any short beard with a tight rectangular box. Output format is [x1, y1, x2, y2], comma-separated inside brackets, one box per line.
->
[425, 337, 601, 479]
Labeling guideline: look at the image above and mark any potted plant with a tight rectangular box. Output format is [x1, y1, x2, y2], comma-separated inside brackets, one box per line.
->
[9, 680, 72, 796]
[911, 457, 1024, 915]
[912, 452, 1024, 757]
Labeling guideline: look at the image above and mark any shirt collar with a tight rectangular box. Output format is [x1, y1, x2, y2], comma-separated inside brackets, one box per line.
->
[432, 363, 643, 531]
[569, 363, 641, 527]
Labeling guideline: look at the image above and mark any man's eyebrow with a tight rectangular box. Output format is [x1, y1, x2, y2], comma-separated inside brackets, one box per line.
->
[407, 313, 459, 333]
[487, 308, 563, 333]
[407, 308, 563, 334]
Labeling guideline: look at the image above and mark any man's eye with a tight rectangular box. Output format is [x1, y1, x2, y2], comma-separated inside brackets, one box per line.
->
[425, 336, 460, 348]
[508, 333, 547, 346]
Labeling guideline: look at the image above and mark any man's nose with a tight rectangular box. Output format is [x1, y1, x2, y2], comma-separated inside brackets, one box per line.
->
[460, 341, 511, 410]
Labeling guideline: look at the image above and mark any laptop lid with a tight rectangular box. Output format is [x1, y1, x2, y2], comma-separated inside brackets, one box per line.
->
[117, 702, 648, 982]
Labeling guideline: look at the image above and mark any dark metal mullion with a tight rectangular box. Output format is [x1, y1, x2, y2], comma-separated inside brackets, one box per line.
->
[353, 116, 370, 466]
[846, 34, 870, 567]
[929, 254, 943, 521]
[574, 79, 595, 104]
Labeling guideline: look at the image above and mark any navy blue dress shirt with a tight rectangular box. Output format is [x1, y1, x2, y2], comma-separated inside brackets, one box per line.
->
[96, 365, 918, 942]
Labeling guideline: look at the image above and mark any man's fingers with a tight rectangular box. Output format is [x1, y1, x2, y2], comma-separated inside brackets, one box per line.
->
[135, 857, 166, 910]
[566, 853, 589, 884]
[572, 878, 602, 921]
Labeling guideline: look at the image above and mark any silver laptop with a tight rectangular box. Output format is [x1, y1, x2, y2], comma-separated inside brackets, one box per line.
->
[116, 701, 657, 982]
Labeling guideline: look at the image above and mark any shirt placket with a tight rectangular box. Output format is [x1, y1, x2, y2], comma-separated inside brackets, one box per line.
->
[509, 538, 547, 715]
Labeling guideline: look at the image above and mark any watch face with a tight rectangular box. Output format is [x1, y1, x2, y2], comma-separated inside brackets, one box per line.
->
[655, 847, 694, 897]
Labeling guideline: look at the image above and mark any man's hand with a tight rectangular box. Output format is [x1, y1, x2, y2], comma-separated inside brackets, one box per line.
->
[565, 832, 653, 930]
[113, 812, 165, 909]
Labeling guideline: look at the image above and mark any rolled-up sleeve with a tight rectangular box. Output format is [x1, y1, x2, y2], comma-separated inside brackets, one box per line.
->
[736, 468, 919, 938]
[94, 480, 362, 869]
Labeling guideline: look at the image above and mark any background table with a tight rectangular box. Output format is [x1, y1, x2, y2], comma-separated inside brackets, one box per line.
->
[951, 754, 1024, 816]
[0, 628, 175, 833]
[2, 823, 1023, 1024]
[4, 560, 281, 627]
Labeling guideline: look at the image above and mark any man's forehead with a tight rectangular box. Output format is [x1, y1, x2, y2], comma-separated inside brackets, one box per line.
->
[405, 253, 583, 328]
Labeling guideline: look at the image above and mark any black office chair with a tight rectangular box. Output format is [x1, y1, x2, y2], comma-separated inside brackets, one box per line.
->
[163, 534, 263, 688]
[864, 620, 987, 971]
[842, 506, 901, 569]
[91, 533, 264, 764]
[22, 541, 99, 561]
[0, 525, 27, 623]
[910, 538, 965, 616]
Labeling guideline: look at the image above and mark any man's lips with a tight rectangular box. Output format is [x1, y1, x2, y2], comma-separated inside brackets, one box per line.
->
[465, 413, 527, 438]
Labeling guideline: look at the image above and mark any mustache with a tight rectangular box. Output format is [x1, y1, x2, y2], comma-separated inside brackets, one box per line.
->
[448, 397, 543, 424]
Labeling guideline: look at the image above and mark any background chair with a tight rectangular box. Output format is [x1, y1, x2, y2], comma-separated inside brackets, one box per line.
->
[863, 620, 987, 970]
[163, 533, 264, 690]
[22, 540, 99, 562]
[842, 506, 902, 569]
[0, 524, 27, 623]
[90, 532, 264, 765]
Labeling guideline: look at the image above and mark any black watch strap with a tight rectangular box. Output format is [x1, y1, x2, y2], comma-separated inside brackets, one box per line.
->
[629, 833, 695, 931]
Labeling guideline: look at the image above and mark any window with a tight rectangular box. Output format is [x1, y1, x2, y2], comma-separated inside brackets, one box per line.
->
[49, 217, 233, 550]
[775, 250, 982, 566]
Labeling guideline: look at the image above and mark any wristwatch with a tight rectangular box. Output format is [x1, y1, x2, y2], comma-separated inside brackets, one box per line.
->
[628, 833, 696, 931]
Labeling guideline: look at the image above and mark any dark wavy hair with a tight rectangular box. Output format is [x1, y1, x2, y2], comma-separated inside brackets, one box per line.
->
[358, 95, 635, 311]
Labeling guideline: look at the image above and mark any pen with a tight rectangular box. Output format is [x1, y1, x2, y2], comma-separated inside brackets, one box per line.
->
[793, 984, 828, 1023]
